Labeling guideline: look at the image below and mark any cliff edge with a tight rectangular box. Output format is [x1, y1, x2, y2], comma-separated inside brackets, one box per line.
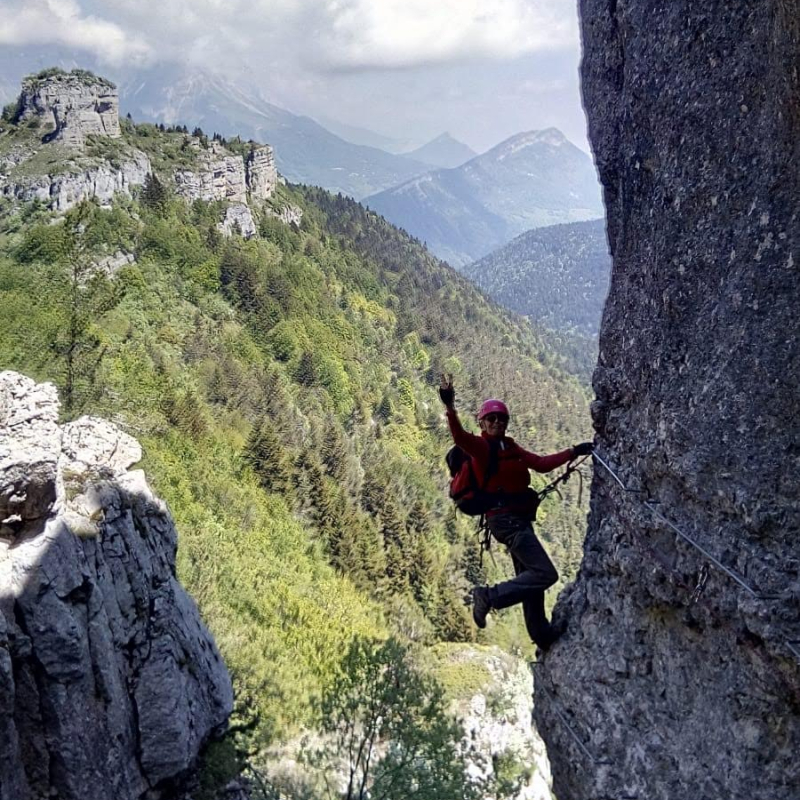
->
[535, 3, 799, 799]
[0, 371, 233, 800]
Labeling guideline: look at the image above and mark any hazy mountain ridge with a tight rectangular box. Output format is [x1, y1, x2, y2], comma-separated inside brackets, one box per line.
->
[464, 218, 611, 338]
[118, 67, 431, 199]
[404, 132, 477, 168]
[364, 128, 604, 267]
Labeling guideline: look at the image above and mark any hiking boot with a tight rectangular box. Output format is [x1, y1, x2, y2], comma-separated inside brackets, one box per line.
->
[472, 586, 491, 629]
[534, 618, 567, 656]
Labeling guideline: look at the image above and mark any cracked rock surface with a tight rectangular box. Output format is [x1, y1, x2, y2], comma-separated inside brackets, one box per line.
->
[0, 371, 233, 800]
[535, 4, 799, 800]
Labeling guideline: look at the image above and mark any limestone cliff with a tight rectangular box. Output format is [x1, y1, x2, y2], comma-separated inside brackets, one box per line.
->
[0, 372, 233, 800]
[19, 69, 121, 149]
[535, 4, 800, 799]
[2, 150, 151, 213]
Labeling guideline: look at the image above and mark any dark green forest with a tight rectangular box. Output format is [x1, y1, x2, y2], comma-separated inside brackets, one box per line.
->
[464, 219, 611, 376]
[0, 117, 592, 793]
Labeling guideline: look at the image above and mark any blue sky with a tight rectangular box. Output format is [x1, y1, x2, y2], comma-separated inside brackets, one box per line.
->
[0, 0, 590, 153]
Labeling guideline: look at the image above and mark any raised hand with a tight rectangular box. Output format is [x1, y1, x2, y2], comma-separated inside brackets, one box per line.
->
[438, 373, 455, 408]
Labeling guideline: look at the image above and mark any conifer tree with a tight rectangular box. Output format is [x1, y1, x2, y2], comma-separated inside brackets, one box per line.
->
[243, 419, 291, 494]
[141, 172, 168, 213]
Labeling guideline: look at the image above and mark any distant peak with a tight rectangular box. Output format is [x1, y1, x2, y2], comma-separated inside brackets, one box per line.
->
[489, 128, 574, 161]
[508, 128, 568, 147]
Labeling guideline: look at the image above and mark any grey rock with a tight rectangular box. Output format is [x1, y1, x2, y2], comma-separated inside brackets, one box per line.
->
[219, 203, 257, 239]
[95, 250, 135, 276]
[269, 204, 303, 227]
[246, 145, 278, 201]
[1, 150, 151, 213]
[448, 647, 552, 800]
[0, 372, 60, 527]
[0, 372, 233, 800]
[174, 140, 247, 204]
[19, 71, 121, 149]
[535, 4, 800, 800]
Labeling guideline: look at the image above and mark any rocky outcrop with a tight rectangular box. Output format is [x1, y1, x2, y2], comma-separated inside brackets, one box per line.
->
[175, 141, 277, 208]
[444, 646, 552, 800]
[19, 69, 121, 148]
[535, 4, 800, 800]
[219, 204, 257, 239]
[246, 145, 278, 201]
[175, 140, 247, 204]
[2, 150, 150, 213]
[0, 372, 233, 800]
[270, 203, 303, 227]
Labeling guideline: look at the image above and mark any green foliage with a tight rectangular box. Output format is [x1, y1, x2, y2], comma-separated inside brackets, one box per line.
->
[0, 131, 593, 769]
[1, 95, 23, 124]
[23, 67, 115, 89]
[303, 637, 486, 800]
[141, 172, 169, 213]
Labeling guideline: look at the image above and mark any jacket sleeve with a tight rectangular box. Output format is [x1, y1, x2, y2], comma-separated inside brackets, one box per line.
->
[518, 445, 574, 473]
[446, 408, 486, 458]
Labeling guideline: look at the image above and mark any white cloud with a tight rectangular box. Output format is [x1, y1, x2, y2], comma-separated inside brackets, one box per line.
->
[313, 0, 578, 70]
[0, 0, 152, 65]
[66, 0, 578, 75]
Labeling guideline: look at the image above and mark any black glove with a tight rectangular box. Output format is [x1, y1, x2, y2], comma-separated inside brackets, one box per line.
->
[438, 374, 455, 408]
[572, 441, 593, 457]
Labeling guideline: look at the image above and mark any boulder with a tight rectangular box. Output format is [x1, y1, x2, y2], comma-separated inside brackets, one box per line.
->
[19, 70, 121, 149]
[0, 372, 233, 800]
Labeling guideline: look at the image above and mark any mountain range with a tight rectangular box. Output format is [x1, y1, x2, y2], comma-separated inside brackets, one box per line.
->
[404, 133, 477, 168]
[364, 129, 604, 267]
[119, 67, 431, 199]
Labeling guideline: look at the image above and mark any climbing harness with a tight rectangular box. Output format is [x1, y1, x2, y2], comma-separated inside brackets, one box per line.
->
[476, 454, 592, 566]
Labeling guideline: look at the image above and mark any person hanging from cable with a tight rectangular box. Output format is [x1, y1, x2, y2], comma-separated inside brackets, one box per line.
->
[439, 374, 593, 651]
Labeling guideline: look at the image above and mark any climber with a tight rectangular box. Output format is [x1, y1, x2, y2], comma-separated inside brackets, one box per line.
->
[439, 374, 592, 651]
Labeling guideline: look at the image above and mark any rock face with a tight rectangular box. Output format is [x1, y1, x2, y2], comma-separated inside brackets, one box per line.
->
[19, 70, 121, 148]
[535, 4, 800, 800]
[0, 371, 233, 800]
[270, 203, 303, 227]
[175, 140, 247, 204]
[219, 203, 257, 239]
[2, 150, 151, 213]
[175, 141, 277, 206]
[246, 145, 278, 201]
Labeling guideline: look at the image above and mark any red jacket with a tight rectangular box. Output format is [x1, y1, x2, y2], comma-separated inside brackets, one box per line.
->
[446, 408, 574, 495]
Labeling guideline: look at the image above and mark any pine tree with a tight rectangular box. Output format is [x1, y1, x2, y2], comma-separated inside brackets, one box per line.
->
[141, 172, 168, 213]
[243, 419, 291, 494]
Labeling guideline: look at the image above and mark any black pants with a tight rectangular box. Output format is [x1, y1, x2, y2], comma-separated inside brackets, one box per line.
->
[486, 513, 558, 645]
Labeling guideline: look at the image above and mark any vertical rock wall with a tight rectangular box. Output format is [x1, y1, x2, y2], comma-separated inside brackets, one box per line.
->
[246, 145, 278, 201]
[0, 372, 233, 800]
[20, 72, 121, 148]
[535, 3, 799, 799]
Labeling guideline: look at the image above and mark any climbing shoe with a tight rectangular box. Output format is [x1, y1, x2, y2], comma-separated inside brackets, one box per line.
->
[472, 586, 491, 629]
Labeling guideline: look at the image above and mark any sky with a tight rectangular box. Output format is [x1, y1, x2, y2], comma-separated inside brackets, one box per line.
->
[0, 0, 590, 154]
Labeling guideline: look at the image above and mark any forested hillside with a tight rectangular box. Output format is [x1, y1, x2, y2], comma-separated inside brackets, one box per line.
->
[464, 219, 611, 337]
[364, 129, 603, 267]
[0, 111, 591, 791]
